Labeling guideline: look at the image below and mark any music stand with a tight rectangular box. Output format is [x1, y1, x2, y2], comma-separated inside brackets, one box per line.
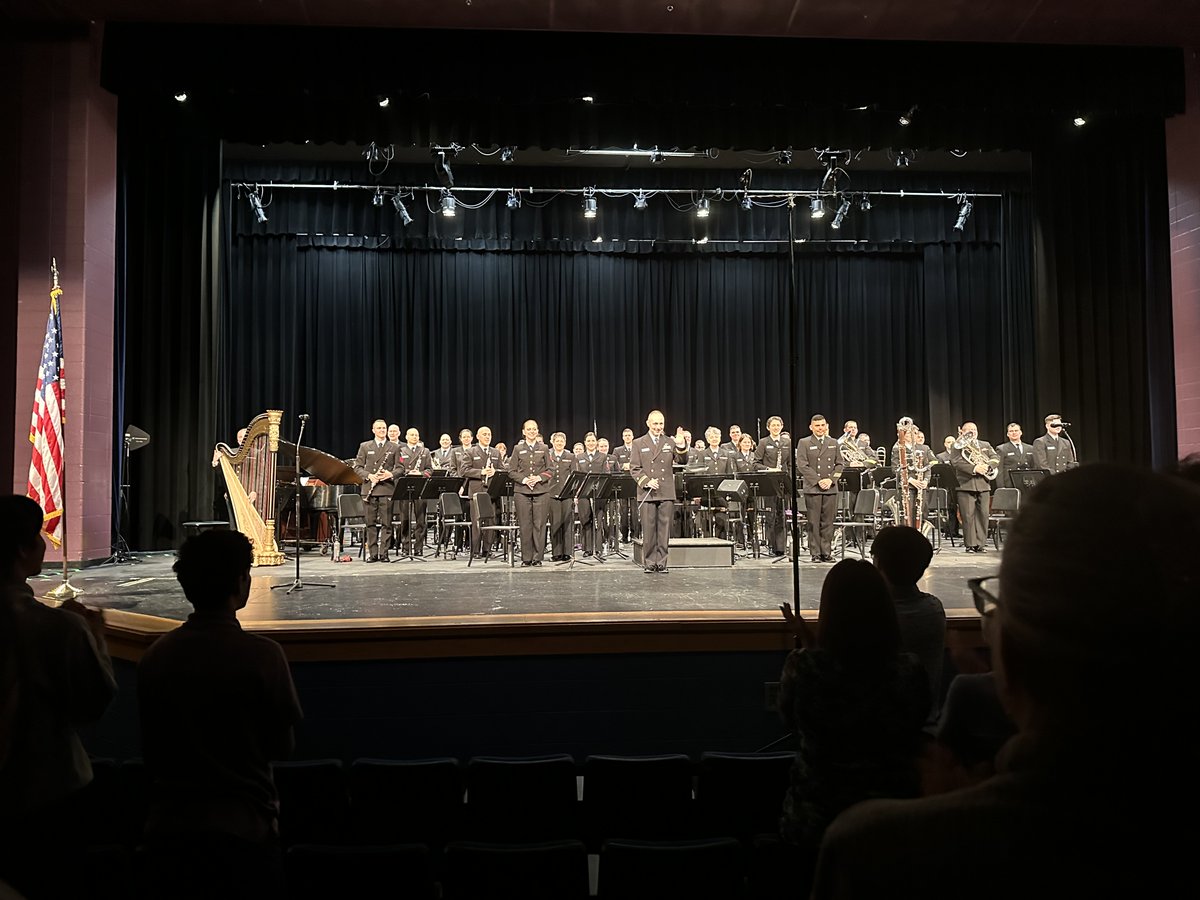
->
[112, 425, 150, 564]
[419, 474, 463, 560]
[581, 473, 612, 562]
[556, 470, 593, 568]
[391, 475, 432, 563]
[272, 416, 334, 595]
[717, 477, 749, 557]
[603, 475, 638, 559]
[742, 471, 792, 561]
[684, 474, 729, 539]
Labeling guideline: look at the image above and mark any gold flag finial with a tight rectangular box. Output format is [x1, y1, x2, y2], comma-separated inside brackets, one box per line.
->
[51, 258, 59, 290]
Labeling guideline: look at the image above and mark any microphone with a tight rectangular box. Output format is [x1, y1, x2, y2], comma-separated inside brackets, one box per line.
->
[1051, 421, 1071, 427]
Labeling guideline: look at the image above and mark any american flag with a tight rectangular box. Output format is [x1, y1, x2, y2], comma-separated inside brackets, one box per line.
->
[27, 282, 66, 547]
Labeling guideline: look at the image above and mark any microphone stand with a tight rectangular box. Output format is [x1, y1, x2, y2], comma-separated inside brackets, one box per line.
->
[273, 414, 334, 595]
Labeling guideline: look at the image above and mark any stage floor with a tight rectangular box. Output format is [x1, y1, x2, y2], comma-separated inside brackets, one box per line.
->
[51, 539, 994, 630]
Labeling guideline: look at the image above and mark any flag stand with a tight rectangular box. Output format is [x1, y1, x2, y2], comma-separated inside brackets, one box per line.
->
[39, 260, 81, 601]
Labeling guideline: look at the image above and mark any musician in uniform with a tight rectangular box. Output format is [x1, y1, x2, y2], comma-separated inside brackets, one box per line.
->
[687, 426, 733, 537]
[394, 428, 433, 555]
[577, 432, 607, 556]
[387, 424, 401, 444]
[996, 422, 1036, 490]
[952, 421, 1000, 553]
[721, 425, 743, 454]
[597, 438, 618, 550]
[353, 419, 400, 562]
[631, 410, 689, 574]
[731, 433, 758, 547]
[838, 420, 860, 447]
[546, 432, 579, 561]
[507, 419, 553, 566]
[614, 428, 637, 543]
[1032, 415, 1078, 474]
[754, 416, 792, 556]
[462, 426, 502, 558]
[936, 436, 955, 464]
[797, 415, 845, 562]
[432, 433, 455, 471]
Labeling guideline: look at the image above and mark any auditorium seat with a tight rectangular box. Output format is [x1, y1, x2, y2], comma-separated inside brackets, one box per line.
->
[597, 837, 744, 900]
[465, 754, 579, 841]
[118, 758, 152, 846]
[582, 754, 694, 846]
[272, 759, 349, 846]
[349, 757, 464, 846]
[286, 843, 436, 900]
[695, 751, 793, 842]
[443, 839, 590, 900]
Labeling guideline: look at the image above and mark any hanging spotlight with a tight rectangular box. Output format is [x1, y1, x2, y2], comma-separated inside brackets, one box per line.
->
[954, 197, 974, 231]
[830, 196, 851, 229]
[372, 187, 384, 207]
[583, 195, 598, 218]
[581, 95, 595, 103]
[500, 146, 515, 163]
[377, 96, 390, 109]
[247, 188, 267, 224]
[695, 236, 709, 245]
[1073, 115, 1087, 127]
[899, 105, 917, 126]
[506, 189, 521, 210]
[432, 144, 460, 187]
[592, 235, 604, 243]
[777, 149, 793, 166]
[859, 195, 872, 212]
[173, 92, 188, 103]
[894, 150, 912, 168]
[440, 191, 457, 217]
[810, 197, 825, 219]
[649, 147, 665, 165]
[741, 195, 753, 211]
[392, 195, 412, 225]
[633, 191, 649, 210]
[696, 198, 710, 218]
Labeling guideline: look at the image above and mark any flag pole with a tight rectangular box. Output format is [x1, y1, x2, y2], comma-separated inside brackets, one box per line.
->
[45, 259, 81, 601]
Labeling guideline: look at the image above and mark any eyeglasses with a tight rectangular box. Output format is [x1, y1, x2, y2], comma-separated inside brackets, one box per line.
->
[967, 575, 1000, 616]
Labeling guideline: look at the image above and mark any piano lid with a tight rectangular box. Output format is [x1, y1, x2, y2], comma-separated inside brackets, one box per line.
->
[277, 442, 363, 485]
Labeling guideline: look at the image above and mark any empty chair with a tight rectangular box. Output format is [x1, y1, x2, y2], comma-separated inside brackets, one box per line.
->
[336, 492, 367, 558]
[834, 488, 879, 559]
[924, 487, 956, 547]
[695, 751, 794, 841]
[466, 755, 579, 842]
[286, 843, 436, 900]
[444, 839, 589, 900]
[582, 754, 694, 845]
[598, 837, 744, 900]
[468, 492, 519, 567]
[988, 486, 1020, 548]
[436, 492, 473, 560]
[349, 757, 464, 846]
[272, 759, 349, 846]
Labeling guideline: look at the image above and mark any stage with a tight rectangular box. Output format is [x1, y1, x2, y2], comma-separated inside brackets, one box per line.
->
[51, 541, 992, 663]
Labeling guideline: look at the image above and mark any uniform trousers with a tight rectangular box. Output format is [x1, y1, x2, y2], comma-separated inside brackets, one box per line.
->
[363, 495, 391, 559]
[514, 492, 550, 563]
[641, 499, 674, 569]
[549, 497, 574, 558]
[957, 489, 991, 548]
[805, 493, 838, 558]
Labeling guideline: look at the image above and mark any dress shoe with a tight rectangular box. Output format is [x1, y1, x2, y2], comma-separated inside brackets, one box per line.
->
[821, 555, 834, 562]
[644, 567, 656, 574]
[811, 557, 821, 563]
[521, 561, 532, 567]
[532, 560, 543, 566]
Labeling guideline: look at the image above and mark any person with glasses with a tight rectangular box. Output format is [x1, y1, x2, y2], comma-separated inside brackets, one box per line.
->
[810, 464, 1200, 898]
[1032, 414, 1078, 474]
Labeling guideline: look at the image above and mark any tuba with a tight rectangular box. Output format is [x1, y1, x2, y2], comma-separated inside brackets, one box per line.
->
[213, 410, 286, 566]
[954, 433, 999, 481]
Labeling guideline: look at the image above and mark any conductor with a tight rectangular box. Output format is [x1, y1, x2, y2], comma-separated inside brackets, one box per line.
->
[630, 410, 689, 574]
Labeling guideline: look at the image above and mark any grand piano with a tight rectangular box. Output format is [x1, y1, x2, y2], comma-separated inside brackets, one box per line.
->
[276, 442, 363, 552]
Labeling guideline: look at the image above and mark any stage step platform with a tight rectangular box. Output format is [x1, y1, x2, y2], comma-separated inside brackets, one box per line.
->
[632, 537, 735, 568]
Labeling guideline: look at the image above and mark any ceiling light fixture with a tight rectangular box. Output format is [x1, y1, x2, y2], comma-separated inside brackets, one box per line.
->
[741, 195, 753, 211]
[247, 188, 268, 223]
[432, 144, 461, 187]
[372, 187, 384, 207]
[899, 105, 917, 126]
[859, 195, 872, 212]
[810, 197, 825, 219]
[583, 195, 598, 218]
[392, 195, 412, 225]
[506, 190, 521, 209]
[633, 191, 649, 210]
[954, 197, 973, 231]
[696, 236, 709, 245]
[440, 191, 457, 217]
[1073, 115, 1087, 127]
[174, 92, 188, 103]
[696, 198, 710, 218]
[377, 96, 390, 109]
[500, 146, 515, 163]
[777, 149, 793, 166]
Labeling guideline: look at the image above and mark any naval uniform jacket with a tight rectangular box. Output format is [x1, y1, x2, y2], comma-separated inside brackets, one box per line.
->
[686, 446, 733, 476]
[995, 440, 1035, 488]
[630, 434, 688, 501]
[796, 436, 844, 495]
[754, 435, 793, 473]
[1032, 435, 1078, 474]
[507, 441, 553, 495]
[952, 441, 1001, 492]
[461, 445, 503, 500]
[546, 450, 579, 498]
[397, 444, 433, 477]
[353, 440, 400, 500]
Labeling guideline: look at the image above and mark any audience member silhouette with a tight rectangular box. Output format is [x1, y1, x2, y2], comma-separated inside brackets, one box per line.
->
[138, 529, 302, 899]
[870, 526, 946, 721]
[777, 560, 930, 885]
[0, 495, 117, 899]
[812, 464, 1200, 898]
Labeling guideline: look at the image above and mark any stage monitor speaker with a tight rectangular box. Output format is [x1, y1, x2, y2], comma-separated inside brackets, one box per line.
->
[717, 478, 748, 503]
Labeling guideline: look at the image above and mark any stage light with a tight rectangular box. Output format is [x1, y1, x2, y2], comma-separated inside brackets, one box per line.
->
[1073, 115, 1087, 127]
[741, 195, 753, 211]
[377, 96, 390, 109]
[593, 234, 604, 243]
[649, 147, 665, 164]
[433, 148, 457, 187]
[392, 195, 412, 225]
[247, 188, 267, 223]
[372, 187, 384, 207]
[777, 150, 793, 166]
[583, 196, 598, 218]
[899, 105, 917, 126]
[954, 197, 973, 231]
[363, 142, 393, 166]
[696, 198, 710, 218]
[174, 92, 188, 103]
[633, 191, 649, 210]
[500, 146, 515, 163]
[696, 236, 709, 245]
[894, 150, 912, 168]
[810, 197, 825, 219]
[582, 95, 595, 103]
[859, 195, 872, 212]
[506, 189, 521, 209]
[830, 197, 851, 229]
[441, 191, 457, 217]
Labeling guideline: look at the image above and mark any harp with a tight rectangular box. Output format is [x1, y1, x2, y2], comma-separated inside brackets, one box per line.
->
[214, 410, 286, 566]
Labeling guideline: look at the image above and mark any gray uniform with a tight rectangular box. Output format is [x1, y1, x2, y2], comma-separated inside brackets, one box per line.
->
[1032, 434, 1078, 474]
[796, 435, 844, 560]
[395, 443, 433, 553]
[631, 433, 688, 571]
[953, 441, 1000, 550]
[577, 451, 611, 554]
[462, 445, 503, 556]
[613, 443, 637, 541]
